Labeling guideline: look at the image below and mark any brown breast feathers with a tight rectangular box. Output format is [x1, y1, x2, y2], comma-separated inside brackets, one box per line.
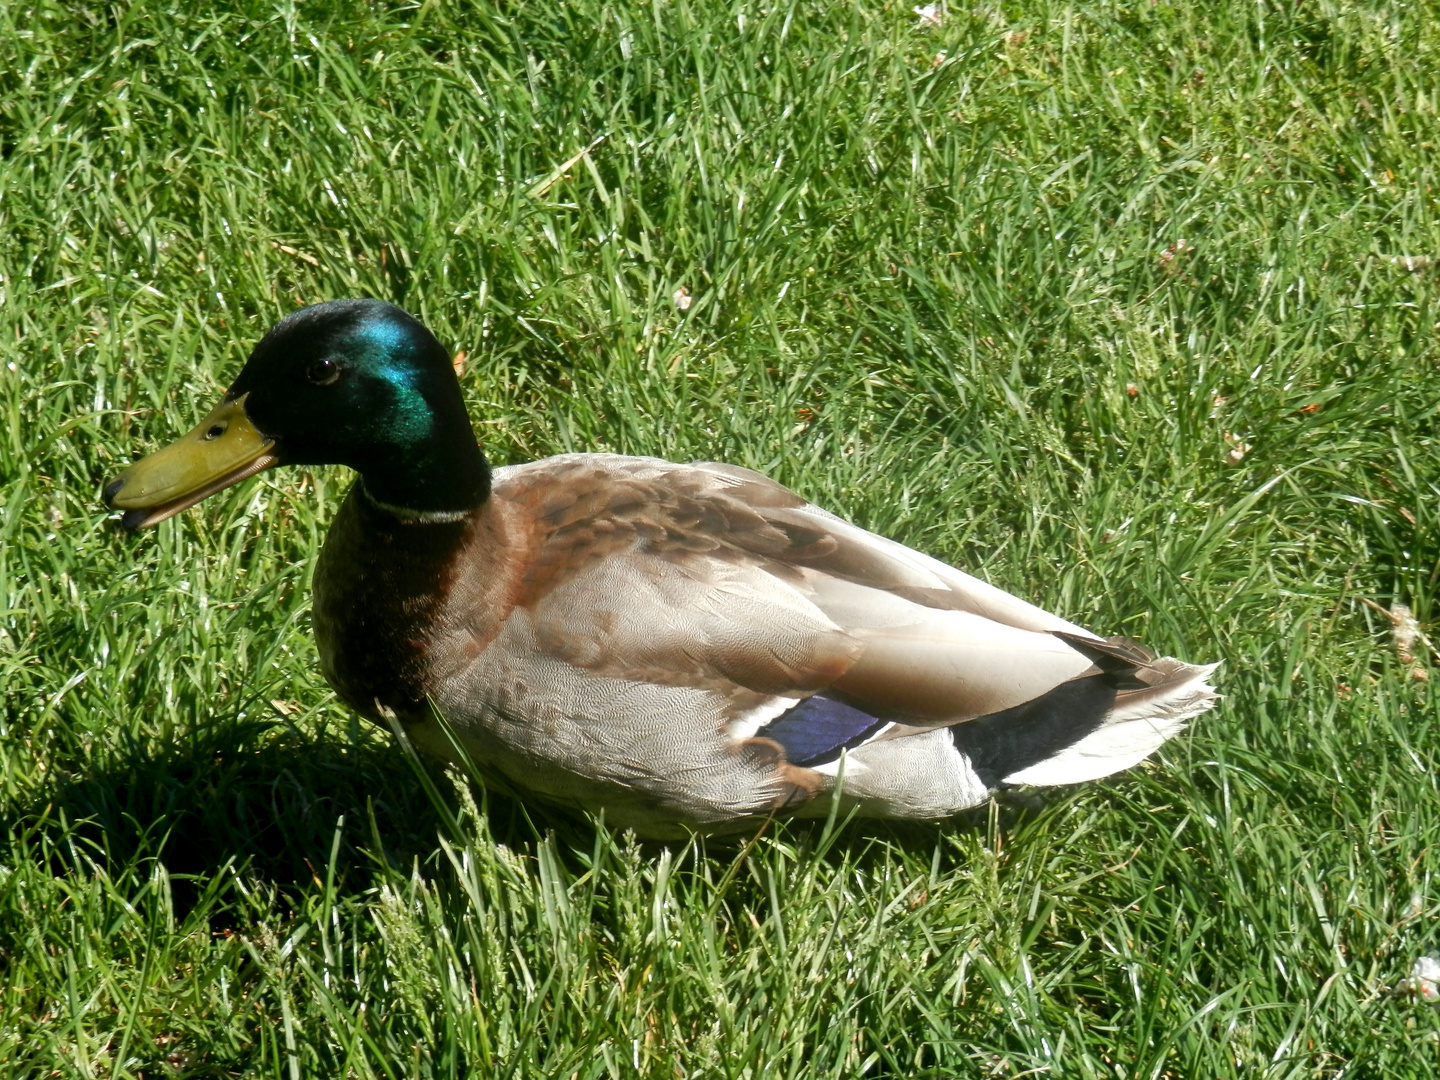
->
[311, 485, 524, 724]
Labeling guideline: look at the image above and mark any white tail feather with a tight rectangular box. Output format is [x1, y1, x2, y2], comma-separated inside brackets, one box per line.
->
[1003, 663, 1219, 786]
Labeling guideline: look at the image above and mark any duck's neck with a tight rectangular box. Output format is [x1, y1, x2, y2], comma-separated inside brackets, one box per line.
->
[358, 423, 492, 521]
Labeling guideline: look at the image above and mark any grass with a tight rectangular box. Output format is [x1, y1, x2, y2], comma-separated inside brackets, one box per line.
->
[2, 0, 1440, 1074]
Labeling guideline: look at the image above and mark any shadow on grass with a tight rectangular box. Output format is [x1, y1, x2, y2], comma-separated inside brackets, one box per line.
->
[0, 714, 561, 919]
[3, 709, 1054, 924]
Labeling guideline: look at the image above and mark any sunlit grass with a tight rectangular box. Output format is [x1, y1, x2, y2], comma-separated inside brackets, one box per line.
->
[3, 0, 1440, 1075]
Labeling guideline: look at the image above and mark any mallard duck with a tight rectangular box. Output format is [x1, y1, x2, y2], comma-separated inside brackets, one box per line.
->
[105, 299, 1217, 839]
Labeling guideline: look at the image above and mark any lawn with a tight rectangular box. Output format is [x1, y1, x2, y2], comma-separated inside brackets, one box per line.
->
[3, 0, 1440, 1075]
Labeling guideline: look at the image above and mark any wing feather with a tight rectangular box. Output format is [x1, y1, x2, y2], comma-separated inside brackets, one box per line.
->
[491, 456, 1103, 728]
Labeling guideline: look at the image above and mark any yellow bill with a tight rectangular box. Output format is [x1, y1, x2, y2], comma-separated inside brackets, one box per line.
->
[105, 393, 279, 529]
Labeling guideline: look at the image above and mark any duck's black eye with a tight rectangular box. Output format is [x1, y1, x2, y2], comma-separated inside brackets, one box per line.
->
[307, 358, 342, 386]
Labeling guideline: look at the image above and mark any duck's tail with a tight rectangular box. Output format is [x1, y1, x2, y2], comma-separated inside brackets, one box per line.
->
[970, 652, 1219, 787]
[801, 638, 1217, 820]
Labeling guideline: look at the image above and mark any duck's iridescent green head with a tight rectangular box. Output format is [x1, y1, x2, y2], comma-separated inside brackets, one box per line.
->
[105, 300, 489, 528]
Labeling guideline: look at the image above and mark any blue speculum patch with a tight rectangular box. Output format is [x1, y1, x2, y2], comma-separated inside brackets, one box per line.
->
[757, 695, 887, 768]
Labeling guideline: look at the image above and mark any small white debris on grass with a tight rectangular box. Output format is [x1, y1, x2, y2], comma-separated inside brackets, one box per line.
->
[1399, 956, 1440, 1002]
[1358, 597, 1437, 680]
[673, 286, 692, 311]
[1222, 431, 1251, 465]
[1390, 602, 1422, 667]
[1159, 238, 1191, 274]
[1382, 255, 1435, 273]
[913, 3, 944, 28]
